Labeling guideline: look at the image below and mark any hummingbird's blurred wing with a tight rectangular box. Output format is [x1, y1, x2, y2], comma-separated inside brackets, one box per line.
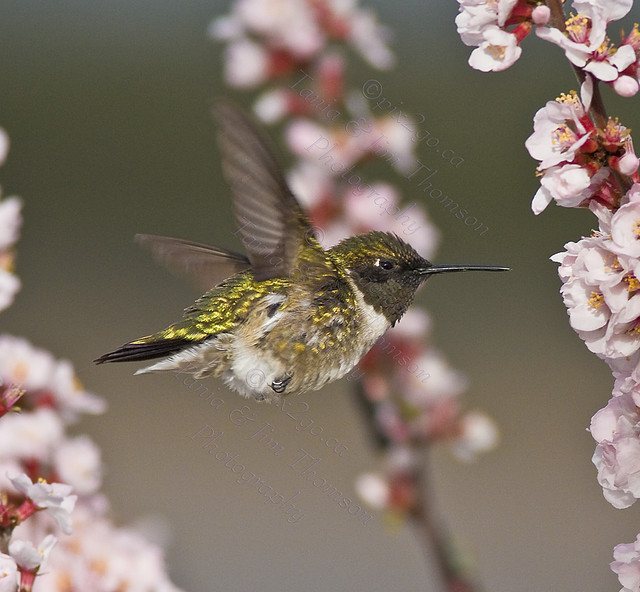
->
[215, 101, 319, 282]
[135, 233, 251, 292]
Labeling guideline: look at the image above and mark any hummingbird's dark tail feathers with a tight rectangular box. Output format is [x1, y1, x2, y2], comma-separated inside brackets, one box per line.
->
[94, 337, 192, 365]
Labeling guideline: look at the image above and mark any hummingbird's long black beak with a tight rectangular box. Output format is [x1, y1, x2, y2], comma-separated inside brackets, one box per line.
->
[419, 264, 511, 275]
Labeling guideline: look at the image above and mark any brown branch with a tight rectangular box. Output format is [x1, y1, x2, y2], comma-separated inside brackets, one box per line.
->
[353, 382, 478, 592]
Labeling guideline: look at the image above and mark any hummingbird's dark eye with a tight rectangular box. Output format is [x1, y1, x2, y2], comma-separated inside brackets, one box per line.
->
[377, 258, 395, 271]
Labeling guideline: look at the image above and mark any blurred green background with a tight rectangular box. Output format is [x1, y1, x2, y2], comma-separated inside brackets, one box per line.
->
[1, 1, 639, 590]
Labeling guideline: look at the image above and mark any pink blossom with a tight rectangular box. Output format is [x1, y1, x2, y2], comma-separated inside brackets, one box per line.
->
[468, 27, 522, 72]
[254, 89, 290, 123]
[0, 197, 21, 252]
[456, 0, 536, 72]
[211, 0, 394, 70]
[613, 75, 640, 97]
[401, 350, 468, 406]
[234, 0, 325, 59]
[525, 91, 592, 170]
[536, 1, 634, 83]
[9, 473, 77, 535]
[0, 129, 8, 167]
[286, 118, 361, 168]
[542, 164, 591, 206]
[9, 534, 57, 572]
[531, 5, 550, 26]
[0, 197, 22, 313]
[0, 554, 17, 592]
[355, 472, 389, 510]
[9, 502, 184, 592]
[0, 384, 23, 418]
[612, 533, 640, 592]
[366, 116, 416, 173]
[0, 272, 20, 313]
[0, 336, 56, 393]
[49, 360, 106, 422]
[0, 408, 64, 461]
[612, 24, 640, 97]
[0, 336, 105, 421]
[550, 228, 640, 360]
[527, 89, 635, 214]
[613, 149, 640, 176]
[348, 8, 394, 69]
[223, 39, 269, 88]
[451, 411, 500, 462]
[532, 164, 607, 214]
[572, 0, 633, 23]
[610, 194, 640, 258]
[53, 436, 103, 496]
[455, 0, 519, 46]
[590, 391, 640, 508]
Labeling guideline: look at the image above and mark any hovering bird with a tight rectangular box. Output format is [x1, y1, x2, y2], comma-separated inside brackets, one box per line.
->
[95, 103, 508, 402]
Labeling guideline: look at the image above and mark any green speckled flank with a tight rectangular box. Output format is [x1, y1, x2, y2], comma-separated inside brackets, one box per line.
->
[133, 271, 290, 343]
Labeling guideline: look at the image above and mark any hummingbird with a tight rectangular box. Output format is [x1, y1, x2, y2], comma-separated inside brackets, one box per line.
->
[95, 102, 508, 402]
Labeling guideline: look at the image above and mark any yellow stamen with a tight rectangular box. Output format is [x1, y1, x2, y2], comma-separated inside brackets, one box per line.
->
[487, 44, 506, 60]
[551, 124, 575, 146]
[565, 14, 590, 44]
[588, 291, 604, 309]
[625, 276, 640, 292]
[556, 90, 579, 105]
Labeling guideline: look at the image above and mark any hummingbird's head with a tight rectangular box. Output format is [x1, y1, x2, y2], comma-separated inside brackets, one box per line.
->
[330, 231, 509, 326]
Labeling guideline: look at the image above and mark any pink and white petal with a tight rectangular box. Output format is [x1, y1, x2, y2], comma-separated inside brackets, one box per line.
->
[531, 184, 553, 215]
[0, 554, 17, 592]
[496, 0, 519, 27]
[531, 5, 551, 26]
[579, 325, 608, 356]
[223, 39, 268, 88]
[574, 0, 633, 22]
[455, 4, 499, 46]
[611, 44, 637, 71]
[613, 76, 639, 98]
[535, 27, 589, 67]
[584, 59, 619, 82]
[568, 299, 609, 332]
[0, 130, 8, 168]
[590, 404, 620, 443]
[542, 164, 591, 207]
[611, 200, 640, 257]
[580, 75, 594, 109]
[468, 28, 522, 72]
[616, 151, 640, 176]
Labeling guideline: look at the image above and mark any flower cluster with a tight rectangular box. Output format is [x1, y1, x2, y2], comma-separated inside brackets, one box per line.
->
[0, 128, 21, 314]
[612, 533, 640, 592]
[0, 129, 184, 590]
[456, 0, 551, 72]
[210, 0, 394, 89]
[457, 0, 640, 98]
[0, 335, 183, 592]
[526, 81, 639, 214]
[456, 0, 640, 588]
[536, 1, 640, 96]
[212, 1, 500, 539]
[531, 90, 640, 523]
[551, 189, 640, 357]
